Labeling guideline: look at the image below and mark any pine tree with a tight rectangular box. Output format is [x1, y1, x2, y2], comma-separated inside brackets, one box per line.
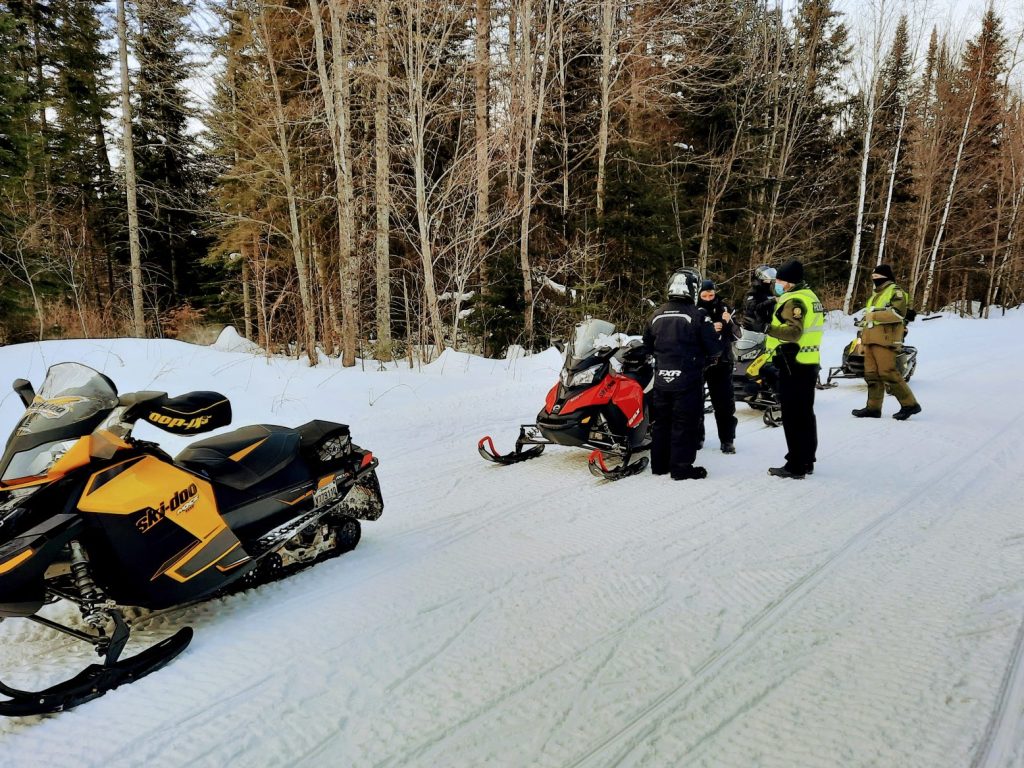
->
[132, 0, 207, 306]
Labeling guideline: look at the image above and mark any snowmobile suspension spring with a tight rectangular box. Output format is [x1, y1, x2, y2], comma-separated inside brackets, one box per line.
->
[69, 540, 102, 603]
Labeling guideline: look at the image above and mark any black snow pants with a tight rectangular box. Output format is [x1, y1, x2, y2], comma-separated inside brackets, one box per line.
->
[651, 384, 704, 477]
[704, 359, 737, 444]
[777, 356, 818, 472]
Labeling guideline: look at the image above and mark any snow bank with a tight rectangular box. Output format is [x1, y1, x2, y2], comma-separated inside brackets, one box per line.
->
[211, 326, 263, 354]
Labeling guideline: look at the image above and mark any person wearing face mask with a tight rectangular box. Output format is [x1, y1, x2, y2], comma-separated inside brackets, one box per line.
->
[741, 265, 778, 332]
[851, 264, 921, 421]
[697, 279, 741, 453]
[764, 260, 824, 479]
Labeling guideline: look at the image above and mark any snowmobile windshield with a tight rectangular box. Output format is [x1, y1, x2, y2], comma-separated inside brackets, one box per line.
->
[567, 319, 616, 368]
[0, 363, 118, 484]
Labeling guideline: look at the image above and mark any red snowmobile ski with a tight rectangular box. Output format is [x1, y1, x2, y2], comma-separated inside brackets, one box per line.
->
[479, 319, 653, 480]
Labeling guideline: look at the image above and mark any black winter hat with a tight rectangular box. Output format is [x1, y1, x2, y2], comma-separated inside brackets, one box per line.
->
[775, 260, 804, 284]
[700, 279, 716, 292]
[871, 263, 895, 281]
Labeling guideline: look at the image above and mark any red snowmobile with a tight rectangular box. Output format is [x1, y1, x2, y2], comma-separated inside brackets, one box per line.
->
[478, 319, 653, 480]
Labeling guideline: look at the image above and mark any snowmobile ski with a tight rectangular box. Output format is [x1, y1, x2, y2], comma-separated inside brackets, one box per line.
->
[0, 626, 193, 717]
[587, 449, 649, 481]
[478, 435, 545, 465]
[762, 405, 783, 428]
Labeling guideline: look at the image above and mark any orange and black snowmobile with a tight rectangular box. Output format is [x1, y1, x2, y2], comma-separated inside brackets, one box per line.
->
[0, 362, 382, 716]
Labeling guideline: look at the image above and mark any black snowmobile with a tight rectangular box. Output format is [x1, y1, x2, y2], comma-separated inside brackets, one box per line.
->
[732, 329, 783, 427]
[0, 362, 383, 716]
[479, 318, 654, 480]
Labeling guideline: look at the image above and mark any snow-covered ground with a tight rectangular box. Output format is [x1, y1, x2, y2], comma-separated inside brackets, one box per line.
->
[1, 311, 1024, 767]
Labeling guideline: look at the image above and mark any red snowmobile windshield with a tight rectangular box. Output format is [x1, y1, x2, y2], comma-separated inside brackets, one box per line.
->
[0, 363, 119, 483]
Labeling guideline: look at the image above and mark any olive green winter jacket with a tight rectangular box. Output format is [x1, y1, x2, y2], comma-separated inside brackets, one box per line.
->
[861, 281, 909, 347]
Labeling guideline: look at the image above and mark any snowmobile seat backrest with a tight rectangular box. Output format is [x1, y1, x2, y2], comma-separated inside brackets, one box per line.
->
[124, 391, 232, 435]
[175, 424, 300, 490]
[294, 419, 350, 449]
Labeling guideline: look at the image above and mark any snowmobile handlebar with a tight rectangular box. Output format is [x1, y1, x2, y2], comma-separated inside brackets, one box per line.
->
[122, 391, 233, 436]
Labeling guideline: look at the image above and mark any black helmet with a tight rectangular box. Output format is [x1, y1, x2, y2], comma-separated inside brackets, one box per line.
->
[666, 268, 700, 300]
[753, 264, 776, 283]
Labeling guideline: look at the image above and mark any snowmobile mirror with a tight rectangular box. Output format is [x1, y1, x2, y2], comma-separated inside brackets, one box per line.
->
[12, 379, 35, 408]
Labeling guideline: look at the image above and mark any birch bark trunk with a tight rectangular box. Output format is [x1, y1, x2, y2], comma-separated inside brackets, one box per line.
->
[116, 0, 146, 337]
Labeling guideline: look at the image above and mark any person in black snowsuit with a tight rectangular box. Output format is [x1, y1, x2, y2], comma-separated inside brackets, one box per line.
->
[642, 270, 721, 480]
[698, 279, 741, 453]
[741, 265, 778, 333]
[740, 264, 780, 404]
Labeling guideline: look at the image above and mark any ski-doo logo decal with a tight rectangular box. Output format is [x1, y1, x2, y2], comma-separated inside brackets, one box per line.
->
[136, 484, 200, 533]
[147, 412, 212, 430]
[25, 395, 87, 420]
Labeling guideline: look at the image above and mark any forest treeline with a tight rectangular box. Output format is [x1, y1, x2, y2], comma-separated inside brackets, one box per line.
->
[1, 0, 1022, 363]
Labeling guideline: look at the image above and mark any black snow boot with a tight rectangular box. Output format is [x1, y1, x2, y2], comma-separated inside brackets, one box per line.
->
[672, 465, 707, 480]
[851, 407, 882, 418]
[720, 441, 735, 454]
[768, 464, 806, 479]
[892, 403, 922, 421]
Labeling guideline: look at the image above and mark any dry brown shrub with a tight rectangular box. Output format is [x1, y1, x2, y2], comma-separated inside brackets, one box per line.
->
[161, 303, 207, 340]
[39, 300, 134, 339]
[815, 280, 848, 313]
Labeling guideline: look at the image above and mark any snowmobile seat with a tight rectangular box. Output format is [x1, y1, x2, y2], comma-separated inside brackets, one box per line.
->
[175, 425, 301, 490]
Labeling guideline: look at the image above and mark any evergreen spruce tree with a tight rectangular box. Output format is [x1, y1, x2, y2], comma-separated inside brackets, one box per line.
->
[133, 0, 207, 306]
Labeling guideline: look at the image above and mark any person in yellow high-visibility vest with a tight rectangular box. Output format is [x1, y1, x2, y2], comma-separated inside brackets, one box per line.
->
[851, 264, 921, 421]
[765, 260, 824, 479]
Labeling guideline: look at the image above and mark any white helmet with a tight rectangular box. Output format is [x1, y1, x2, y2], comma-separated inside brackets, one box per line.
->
[666, 268, 700, 300]
[754, 264, 776, 283]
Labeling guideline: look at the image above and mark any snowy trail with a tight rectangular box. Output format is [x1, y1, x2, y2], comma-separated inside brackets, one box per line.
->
[2, 313, 1024, 767]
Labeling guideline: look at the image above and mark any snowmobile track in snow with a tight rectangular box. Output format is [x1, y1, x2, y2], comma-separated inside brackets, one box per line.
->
[969, 610, 1024, 768]
[564, 409, 1024, 768]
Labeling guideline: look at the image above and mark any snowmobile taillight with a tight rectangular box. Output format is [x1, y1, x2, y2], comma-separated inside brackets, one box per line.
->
[360, 452, 374, 469]
[0, 548, 33, 575]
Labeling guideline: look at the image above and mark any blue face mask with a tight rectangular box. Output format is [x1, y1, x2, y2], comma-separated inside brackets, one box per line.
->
[773, 282, 785, 296]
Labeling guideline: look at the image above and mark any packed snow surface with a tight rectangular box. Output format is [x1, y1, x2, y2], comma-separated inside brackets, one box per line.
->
[2, 311, 1024, 767]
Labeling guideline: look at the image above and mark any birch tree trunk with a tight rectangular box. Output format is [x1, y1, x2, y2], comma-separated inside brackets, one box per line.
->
[876, 102, 907, 266]
[116, 0, 145, 337]
[843, 83, 877, 313]
[922, 83, 977, 310]
[474, 0, 490, 296]
[241, 245, 252, 341]
[405, 0, 445, 357]
[327, 0, 358, 366]
[259, 12, 319, 365]
[375, 0, 393, 358]
[989, 177, 1023, 312]
[517, 0, 556, 349]
[595, 0, 614, 225]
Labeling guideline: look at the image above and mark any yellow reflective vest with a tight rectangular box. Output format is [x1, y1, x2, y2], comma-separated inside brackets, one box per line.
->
[765, 287, 825, 365]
